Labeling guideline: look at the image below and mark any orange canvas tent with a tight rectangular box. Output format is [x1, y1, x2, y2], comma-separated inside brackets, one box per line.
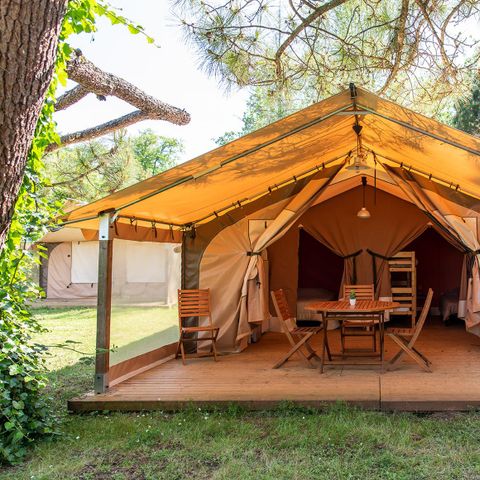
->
[60, 86, 480, 392]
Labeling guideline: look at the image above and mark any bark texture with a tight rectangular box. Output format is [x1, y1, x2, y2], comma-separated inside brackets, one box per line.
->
[55, 84, 89, 110]
[0, 0, 67, 250]
[48, 50, 191, 151]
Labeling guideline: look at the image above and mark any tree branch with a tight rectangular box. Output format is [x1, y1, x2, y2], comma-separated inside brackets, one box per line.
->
[55, 85, 89, 110]
[66, 49, 190, 124]
[48, 111, 152, 152]
[378, 0, 409, 95]
[177, 0, 480, 110]
[49, 50, 191, 150]
[413, 0, 453, 73]
[274, 0, 349, 78]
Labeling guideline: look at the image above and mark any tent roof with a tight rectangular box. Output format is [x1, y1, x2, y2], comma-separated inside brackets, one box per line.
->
[63, 86, 480, 231]
[41, 227, 87, 243]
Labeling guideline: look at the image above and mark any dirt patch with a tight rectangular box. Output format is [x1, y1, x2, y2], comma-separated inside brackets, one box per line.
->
[76, 453, 149, 480]
[74, 445, 172, 480]
[154, 439, 183, 450]
[411, 433, 423, 442]
[73, 439, 223, 479]
[427, 411, 464, 421]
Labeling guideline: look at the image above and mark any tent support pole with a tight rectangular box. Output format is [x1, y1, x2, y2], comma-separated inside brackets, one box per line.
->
[95, 212, 113, 394]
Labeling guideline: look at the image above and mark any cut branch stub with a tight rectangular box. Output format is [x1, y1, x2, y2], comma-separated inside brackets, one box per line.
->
[49, 50, 191, 151]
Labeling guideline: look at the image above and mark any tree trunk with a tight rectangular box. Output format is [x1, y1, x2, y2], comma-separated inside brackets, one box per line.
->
[0, 0, 67, 250]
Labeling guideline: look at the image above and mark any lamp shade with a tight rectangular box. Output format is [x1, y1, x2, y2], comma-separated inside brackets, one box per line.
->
[345, 153, 370, 171]
[357, 207, 371, 219]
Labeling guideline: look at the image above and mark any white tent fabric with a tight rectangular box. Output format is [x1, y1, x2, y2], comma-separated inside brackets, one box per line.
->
[125, 242, 167, 283]
[47, 239, 181, 304]
[47, 242, 97, 299]
[71, 241, 99, 283]
[166, 244, 182, 307]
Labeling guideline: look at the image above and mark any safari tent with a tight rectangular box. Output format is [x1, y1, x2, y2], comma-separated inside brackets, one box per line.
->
[39, 227, 181, 305]
[63, 86, 480, 411]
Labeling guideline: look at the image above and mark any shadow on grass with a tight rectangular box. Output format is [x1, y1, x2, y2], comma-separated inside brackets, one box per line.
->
[45, 359, 93, 415]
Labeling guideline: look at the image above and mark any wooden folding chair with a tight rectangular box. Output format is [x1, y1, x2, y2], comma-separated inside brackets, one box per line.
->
[271, 289, 330, 369]
[175, 289, 219, 365]
[341, 284, 377, 353]
[387, 288, 433, 372]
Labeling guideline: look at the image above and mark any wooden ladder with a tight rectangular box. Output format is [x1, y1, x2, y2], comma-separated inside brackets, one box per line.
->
[389, 251, 417, 328]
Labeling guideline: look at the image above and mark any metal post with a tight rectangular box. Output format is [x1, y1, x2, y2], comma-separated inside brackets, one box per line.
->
[94, 212, 113, 393]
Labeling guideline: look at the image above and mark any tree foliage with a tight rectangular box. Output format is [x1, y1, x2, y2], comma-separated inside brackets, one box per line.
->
[132, 129, 183, 176]
[176, 0, 480, 113]
[215, 86, 310, 145]
[453, 76, 480, 136]
[0, 85, 60, 463]
[0, 4, 77, 463]
[45, 129, 183, 204]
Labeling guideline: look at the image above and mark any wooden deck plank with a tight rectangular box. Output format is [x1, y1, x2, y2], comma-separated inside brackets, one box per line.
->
[380, 324, 480, 411]
[69, 320, 480, 412]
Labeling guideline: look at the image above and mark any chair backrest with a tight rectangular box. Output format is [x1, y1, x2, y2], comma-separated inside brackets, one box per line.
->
[411, 288, 433, 343]
[271, 289, 296, 332]
[177, 289, 212, 328]
[343, 284, 374, 301]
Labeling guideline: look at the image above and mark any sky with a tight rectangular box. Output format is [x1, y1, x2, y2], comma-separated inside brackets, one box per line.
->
[54, 1, 250, 162]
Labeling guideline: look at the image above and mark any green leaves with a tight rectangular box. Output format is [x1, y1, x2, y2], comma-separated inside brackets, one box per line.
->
[128, 24, 141, 35]
[57, 68, 69, 87]
[96, 1, 157, 45]
[4, 422, 14, 431]
[452, 76, 480, 136]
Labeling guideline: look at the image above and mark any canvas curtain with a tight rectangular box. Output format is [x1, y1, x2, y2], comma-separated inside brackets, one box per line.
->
[236, 164, 345, 344]
[384, 166, 480, 336]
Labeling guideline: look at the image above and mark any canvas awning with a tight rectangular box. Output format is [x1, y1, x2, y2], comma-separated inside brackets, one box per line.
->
[62, 86, 480, 234]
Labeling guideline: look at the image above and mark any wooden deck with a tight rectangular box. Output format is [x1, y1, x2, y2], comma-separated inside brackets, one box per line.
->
[69, 320, 480, 412]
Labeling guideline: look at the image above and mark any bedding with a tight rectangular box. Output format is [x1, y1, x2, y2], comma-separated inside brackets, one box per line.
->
[440, 289, 459, 322]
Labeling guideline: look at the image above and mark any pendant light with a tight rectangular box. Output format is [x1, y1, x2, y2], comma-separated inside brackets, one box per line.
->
[346, 120, 369, 171]
[357, 176, 371, 219]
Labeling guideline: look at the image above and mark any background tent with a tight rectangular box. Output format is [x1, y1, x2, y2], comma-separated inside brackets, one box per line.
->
[40, 228, 181, 305]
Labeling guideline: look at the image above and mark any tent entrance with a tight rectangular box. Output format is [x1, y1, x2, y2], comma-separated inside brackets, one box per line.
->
[268, 185, 432, 319]
[398, 227, 465, 325]
[296, 229, 343, 323]
[298, 228, 344, 296]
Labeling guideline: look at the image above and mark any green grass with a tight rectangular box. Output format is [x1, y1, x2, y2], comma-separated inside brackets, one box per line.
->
[2, 307, 480, 479]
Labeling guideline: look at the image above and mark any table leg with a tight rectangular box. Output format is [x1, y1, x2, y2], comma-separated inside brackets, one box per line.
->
[320, 314, 328, 374]
[380, 312, 385, 373]
[325, 325, 332, 361]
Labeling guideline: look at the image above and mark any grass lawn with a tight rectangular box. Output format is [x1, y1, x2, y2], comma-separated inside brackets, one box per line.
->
[2, 307, 480, 479]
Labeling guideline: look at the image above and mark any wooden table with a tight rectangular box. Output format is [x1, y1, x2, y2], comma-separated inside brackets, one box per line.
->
[305, 300, 400, 373]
